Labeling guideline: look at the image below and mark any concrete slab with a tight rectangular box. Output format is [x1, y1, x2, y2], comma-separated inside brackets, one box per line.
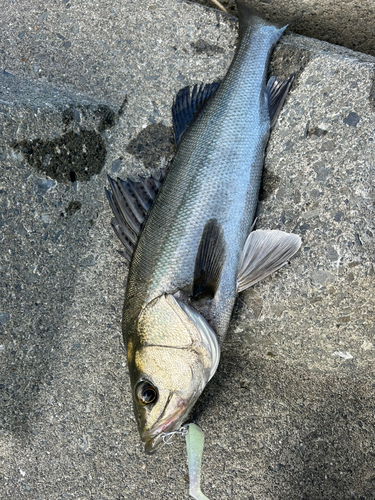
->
[195, 0, 375, 58]
[0, 0, 374, 499]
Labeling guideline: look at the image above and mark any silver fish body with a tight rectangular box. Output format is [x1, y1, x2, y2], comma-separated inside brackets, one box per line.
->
[108, 0, 300, 453]
[125, 15, 284, 343]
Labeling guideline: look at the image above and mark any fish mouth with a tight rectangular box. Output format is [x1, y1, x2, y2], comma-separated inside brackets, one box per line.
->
[141, 410, 186, 454]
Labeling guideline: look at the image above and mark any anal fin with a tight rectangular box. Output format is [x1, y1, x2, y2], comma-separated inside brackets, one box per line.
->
[237, 229, 301, 293]
[193, 219, 225, 301]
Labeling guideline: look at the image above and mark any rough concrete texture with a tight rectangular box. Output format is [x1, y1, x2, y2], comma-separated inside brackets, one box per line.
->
[0, 0, 374, 499]
[195, 0, 375, 58]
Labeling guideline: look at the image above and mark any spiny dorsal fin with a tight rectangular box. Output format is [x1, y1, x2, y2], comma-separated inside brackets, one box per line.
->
[192, 219, 225, 300]
[266, 74, 295, 127]
[106, 168, 167, 261]
[172, 82, 220, 145]
[237, 229, 301, 292]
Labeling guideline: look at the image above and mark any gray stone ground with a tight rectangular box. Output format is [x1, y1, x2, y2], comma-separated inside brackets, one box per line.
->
[0, 0, 374, 499]
[194, 0, 375, 58]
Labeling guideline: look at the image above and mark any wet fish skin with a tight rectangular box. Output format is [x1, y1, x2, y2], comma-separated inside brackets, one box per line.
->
[111, 1, 298, 453]
[125, 11, 286, 345]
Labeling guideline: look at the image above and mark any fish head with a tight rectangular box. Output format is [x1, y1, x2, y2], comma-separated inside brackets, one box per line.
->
[127, 293, 220, 453]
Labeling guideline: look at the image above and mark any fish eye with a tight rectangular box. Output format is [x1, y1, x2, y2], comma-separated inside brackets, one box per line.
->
[136, 381, 158, 405]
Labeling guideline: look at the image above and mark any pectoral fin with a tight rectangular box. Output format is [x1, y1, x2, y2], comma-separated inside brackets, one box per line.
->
[192, 219, 225, 300]
[267, 74, 295, 128]
[237, 230, 301, 293]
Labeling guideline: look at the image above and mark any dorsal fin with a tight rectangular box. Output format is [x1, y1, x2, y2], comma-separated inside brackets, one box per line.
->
[172, 82, 220, 145]
[106, 168, 167, 261]
[192, 219, 225, 300]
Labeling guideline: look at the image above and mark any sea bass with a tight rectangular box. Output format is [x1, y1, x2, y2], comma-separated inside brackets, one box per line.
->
[106, 0, 301, 453]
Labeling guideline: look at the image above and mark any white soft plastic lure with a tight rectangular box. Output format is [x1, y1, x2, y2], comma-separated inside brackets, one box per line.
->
[185, 423, 210, 500]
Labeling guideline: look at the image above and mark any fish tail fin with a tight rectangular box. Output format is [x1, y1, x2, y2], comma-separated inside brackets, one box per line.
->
[236, 0, 287, 41]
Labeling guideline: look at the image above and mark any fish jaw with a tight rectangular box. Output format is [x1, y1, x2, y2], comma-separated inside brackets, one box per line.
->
[140, 399, 187, 454]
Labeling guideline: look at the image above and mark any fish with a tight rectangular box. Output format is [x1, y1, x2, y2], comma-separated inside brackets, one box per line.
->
[106, 0, 301, 453]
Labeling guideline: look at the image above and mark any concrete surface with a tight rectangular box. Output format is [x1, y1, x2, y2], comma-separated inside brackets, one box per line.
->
[0, 0, 374, 499]
[194, 0, 375, 58]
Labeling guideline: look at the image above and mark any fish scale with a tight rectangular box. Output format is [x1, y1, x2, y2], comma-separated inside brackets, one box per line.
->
[124, 20, 282, 343]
